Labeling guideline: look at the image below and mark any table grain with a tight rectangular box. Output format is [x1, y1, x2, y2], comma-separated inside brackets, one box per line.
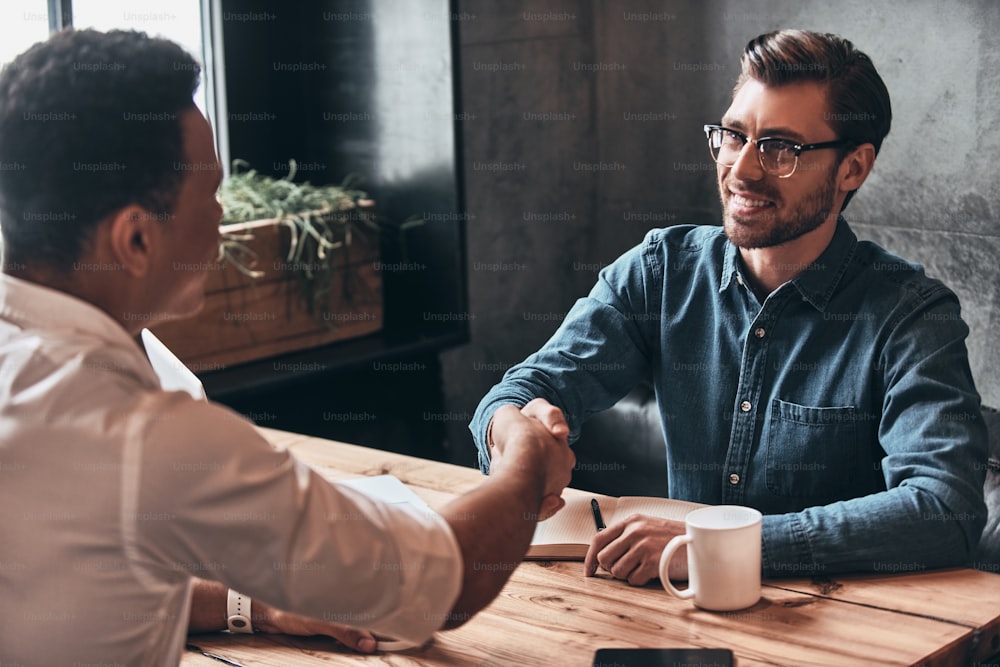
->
[176, 428, 1000, 666]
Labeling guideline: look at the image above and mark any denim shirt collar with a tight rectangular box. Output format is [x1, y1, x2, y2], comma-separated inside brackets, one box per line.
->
[719, 216, 858, 312]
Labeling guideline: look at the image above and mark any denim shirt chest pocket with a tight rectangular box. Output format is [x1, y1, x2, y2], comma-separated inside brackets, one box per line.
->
[765, 398, 858, 498]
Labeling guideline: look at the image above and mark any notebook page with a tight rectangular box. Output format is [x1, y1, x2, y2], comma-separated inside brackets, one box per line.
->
[532, 495, 611, 546]
[611, 497, 703, 523]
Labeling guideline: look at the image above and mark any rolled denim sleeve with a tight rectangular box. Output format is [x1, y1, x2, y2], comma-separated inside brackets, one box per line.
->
[470, 237, 660, 474]
[761, 288, 987, 577]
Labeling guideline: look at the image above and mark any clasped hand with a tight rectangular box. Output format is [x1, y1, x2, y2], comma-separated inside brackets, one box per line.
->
[489, 398, 575, 521]
[505, 398, 688, 585]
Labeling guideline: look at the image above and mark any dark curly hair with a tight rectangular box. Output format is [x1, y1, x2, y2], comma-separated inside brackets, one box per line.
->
[736, 30, 892, 210]
[0, 29, 201, 269]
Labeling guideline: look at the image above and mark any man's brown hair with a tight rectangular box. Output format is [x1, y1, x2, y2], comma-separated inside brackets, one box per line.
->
[737, 30, 892, 209]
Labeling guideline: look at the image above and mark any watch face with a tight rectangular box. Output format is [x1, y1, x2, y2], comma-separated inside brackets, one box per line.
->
[228, 614, 252, 633]
[229, 616, 250, 630]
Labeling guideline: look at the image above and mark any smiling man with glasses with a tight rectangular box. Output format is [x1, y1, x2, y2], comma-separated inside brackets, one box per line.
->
[472, 29, 987, 585]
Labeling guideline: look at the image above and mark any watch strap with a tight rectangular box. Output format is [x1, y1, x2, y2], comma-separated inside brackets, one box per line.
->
[226, 588, 253, 634]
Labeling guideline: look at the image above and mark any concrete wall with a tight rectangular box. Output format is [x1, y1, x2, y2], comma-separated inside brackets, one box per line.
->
[442, 0, 1000, 466]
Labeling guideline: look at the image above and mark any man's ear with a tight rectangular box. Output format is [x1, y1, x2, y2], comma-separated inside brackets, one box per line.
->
[107, 205, 159, 277]
[838, 143, 876, 196]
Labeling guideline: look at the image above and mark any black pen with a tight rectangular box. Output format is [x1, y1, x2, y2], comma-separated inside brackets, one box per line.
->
[185, 644, 247, 667]
[591, 498, 605, 531]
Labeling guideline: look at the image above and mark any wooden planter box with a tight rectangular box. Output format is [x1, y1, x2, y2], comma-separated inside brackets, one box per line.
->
[151, 213, 383, 371]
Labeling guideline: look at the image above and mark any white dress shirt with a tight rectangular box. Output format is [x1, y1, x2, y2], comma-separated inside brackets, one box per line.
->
[0, 274, 462, 666]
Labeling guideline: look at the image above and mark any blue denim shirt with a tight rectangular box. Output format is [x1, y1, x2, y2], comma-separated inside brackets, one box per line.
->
[471, 218, 987, 577]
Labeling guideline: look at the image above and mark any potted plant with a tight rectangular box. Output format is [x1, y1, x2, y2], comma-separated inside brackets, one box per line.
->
[151, 160, 385, 370]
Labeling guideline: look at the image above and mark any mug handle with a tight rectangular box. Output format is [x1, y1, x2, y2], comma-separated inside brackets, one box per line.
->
[659, 534, 695, 600]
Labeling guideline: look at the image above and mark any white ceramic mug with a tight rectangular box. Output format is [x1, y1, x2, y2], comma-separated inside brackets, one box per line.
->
[659, 505, 762, 611]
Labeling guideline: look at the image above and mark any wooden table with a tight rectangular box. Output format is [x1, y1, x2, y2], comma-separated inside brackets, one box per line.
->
[181, 428, 1000, 666]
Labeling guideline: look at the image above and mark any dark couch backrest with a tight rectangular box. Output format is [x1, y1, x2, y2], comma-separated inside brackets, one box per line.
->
[575, 388, 1000, 572]
[975, 406, 1000, 569]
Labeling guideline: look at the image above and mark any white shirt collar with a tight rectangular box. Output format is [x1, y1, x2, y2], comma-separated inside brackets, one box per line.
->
[0, 272, 160, 389]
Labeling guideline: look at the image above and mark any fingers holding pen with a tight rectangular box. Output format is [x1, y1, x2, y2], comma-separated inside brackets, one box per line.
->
[583, 514, 686, 585]
[584, 519, 626, 577]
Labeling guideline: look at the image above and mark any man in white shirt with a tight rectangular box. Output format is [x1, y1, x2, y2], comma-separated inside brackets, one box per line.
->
[0, 29, 574, 664]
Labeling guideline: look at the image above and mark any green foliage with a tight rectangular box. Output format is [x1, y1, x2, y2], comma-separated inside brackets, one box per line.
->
[219, 159, 373, 226]
[217, 159, 379, 314]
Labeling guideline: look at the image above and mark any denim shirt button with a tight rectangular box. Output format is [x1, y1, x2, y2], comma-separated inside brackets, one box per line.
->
[754, 327, 766, 338]
[728, 473, 741, 485]
[740, 400, 752, 412]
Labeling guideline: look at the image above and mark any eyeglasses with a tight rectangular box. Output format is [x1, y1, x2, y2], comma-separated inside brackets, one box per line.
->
[704, 124, 857, 178]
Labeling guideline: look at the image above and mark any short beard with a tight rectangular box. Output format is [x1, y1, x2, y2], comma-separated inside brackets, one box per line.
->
[722, 167, 838, 250]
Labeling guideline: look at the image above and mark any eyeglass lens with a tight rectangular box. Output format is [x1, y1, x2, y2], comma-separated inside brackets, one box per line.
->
[708, 129, 797, 176]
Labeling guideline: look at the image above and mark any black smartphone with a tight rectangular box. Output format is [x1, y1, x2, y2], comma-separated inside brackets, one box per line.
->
[593, 648, 734, 667]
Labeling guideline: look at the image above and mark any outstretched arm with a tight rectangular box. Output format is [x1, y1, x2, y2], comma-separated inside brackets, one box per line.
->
[187, 578, 377, 654]
[440, 403, 575, 627]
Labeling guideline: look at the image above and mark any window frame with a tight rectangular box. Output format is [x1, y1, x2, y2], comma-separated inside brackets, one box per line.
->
[43, 0, 229, 172]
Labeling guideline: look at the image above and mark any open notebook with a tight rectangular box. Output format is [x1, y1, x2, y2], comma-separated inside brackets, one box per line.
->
[528, 494, 705, 560]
